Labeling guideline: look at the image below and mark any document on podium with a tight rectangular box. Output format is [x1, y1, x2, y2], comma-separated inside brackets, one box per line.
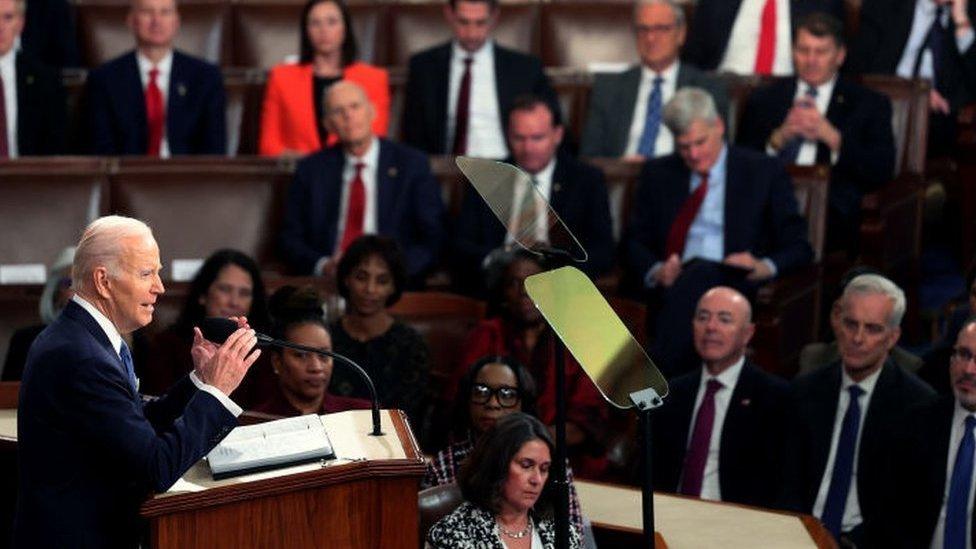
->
[206, 414, 336, 480]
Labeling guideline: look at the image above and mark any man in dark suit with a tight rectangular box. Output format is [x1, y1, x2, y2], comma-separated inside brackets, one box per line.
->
[738, 13, 895, 254]
[402, 0, 559, 158]
[14, 216, 260, 548]
[885, 318, 976, 548]
[85, 0, 226, 156]
[624, 87, 813, 376]
[580, 0, 729, 159]
[21, 0, 79, 68]
[279, 81, 446, 284]
[783, 274, 934, 547]
[0, 0, 66, 157]
[682, 0, 844, 75]
[848, 0, 976, 155]
[653, 286, 788, 508]
[453, 94, 614, 294]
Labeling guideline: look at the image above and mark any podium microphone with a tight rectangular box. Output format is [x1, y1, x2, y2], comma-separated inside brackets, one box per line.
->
[199, 317, 384, 436]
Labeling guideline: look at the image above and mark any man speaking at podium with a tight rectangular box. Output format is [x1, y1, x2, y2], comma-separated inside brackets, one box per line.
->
[13, 216, 261, 548]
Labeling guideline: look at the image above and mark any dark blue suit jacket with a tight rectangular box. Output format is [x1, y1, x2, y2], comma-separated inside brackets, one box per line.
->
[86, 50, 226, 155]
[682, 0, 844, 71]
[737, 77, 895, 229]
[452, 153, 615, 282]
[14, 301, 237, 548]
[623, 145, 813, 283]
[653, 360, 788, 507]
[279, 139, 446, 278]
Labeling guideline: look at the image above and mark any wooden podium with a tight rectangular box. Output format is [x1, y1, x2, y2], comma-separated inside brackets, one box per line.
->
[140, 409, 426, 549]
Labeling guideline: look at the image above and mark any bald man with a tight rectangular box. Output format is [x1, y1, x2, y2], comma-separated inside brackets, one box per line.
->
[652, 286, 788, 507]
[279, 81, 446, 285]
[15, 216, 259, 547]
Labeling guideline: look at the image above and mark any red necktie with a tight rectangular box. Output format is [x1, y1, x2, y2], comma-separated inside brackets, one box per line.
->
[665, 173, 709, 258]
[0, 71, 8, 158]
[680, 378, 723, 497]
[754, 0, 777, 75]
[452, 56, 473, 155]
[145, 68, 164, 156]
[338, 162, 366, 253]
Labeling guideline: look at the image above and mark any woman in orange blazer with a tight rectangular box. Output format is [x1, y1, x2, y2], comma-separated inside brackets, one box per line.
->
[259, 0, 389, 156]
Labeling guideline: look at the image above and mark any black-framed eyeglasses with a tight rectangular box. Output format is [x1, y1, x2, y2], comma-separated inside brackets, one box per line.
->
[470, 383, 521, 408]
[952, 347, 976, 365]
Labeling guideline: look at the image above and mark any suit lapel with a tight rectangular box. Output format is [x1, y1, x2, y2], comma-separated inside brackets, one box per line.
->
[375, 140, 396, 234]
[62, 301, 137, 400]
[124, 52, 148, 147]
[809, 364, 843, 489]
[321, 148, 345, 250]
[549, 157, 568, 214]
[433, 45, 451, 151]
[722, 148, 747, 256]
[168, 52, 188, 150]
[494, 44, 514, 124]
[14, 53, 30, 150]
[820, 78, 850, 163]
[613, 67, 643, 154]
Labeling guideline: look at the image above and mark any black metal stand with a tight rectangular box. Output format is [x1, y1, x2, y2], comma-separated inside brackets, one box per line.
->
[639, 406, 656, 548]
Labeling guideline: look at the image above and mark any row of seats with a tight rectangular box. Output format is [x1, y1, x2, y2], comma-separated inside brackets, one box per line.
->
[71, 0, 865, 70]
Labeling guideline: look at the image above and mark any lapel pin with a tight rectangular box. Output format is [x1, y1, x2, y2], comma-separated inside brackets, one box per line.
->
[836, 94, 844, 104]
[388, 167, 397, 178]
[26, 75, 34, 85]
[177, 84, 187, 97]
[740, 398, 751, 406]
[553, 183, 561, 192]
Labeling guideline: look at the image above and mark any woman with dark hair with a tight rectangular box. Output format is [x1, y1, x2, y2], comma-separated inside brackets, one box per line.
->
[258, 0, 389, 156]
[329, 235, 430, 431]
[137, 249, 271, 402]
[424, 355, 585, 534]
[254, 286, 370, 416]
[449, 249, 609, 479]
[425, 413, 582, 548]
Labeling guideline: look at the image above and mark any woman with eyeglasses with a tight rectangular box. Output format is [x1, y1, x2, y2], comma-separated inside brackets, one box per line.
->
[423, 355, 584, 535]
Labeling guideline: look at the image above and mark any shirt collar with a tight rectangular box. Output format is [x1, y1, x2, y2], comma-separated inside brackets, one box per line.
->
[841, 362, 883, 396]
[641, 60, 679, 83]
[0, 47, 15, 71]
[71, 294, 124, 356]
[529, 156, 557, 183]
[136, 50, 174, 78]
[452, 39, 494, 63]
[700, 355, 746, 391]
[701, 144, 729, 182]
[953, 398, 976, 426]
[344, 136, 380, 168]
[797, 74, 838, 101]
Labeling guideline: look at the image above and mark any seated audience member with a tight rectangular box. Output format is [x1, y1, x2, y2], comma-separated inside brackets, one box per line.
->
[580, 0, 729, 159]
[623, 88, 812, 377]
[920, 265, 976, 395]
[423, 355, 585, 534]
[253, 286, 370, 416]
[137, 249, 271, 406]
[682, 0, 843, 75]
[738, 13, 895, 254]
[402, 0, 559, 158]
[279, 80, 445, 282]
[258, 0, 389, 157]
[653, 286, 788, 508]
[799, 266, 922, 376]
[452, 249, 609, 478]
[3, 247, 74, 381]
[847, 0, 976, 155]
[453, 95, 614, 293]
[0, 0, 66, 157]
[885, 317, 976, 549]
[425, 413, 582, 548]
[85, 0, 226, 156]
[782, 274, 935, 547]
[21, 0, 79, 68]
[328, 235, 430, 432]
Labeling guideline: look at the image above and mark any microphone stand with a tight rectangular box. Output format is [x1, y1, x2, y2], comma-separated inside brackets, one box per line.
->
[257, 335, 384, 436]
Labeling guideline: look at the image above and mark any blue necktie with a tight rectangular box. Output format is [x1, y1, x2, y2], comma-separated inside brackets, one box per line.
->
[119, 341, 138, 394]
[637, 76, 664, 157]
[778, 85, 818, 164]
[821, 384, 864, 537]
[944, 415, 976, 549]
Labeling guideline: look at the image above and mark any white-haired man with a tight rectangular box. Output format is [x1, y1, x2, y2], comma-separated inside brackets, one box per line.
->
[15, 216, 260, 548]
[783, 274, 934, 547]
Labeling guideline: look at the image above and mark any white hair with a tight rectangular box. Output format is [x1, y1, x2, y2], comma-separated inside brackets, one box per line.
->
[71, 216, 154, 292]
[663, 87, 720, 136]
[634, 0, 685, 27]
[842, 274, 906, 328]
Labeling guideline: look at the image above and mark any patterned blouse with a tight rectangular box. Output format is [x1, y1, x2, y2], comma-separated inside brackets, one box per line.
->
[423, 436, 586, 535]
[426, 502, 581, 549]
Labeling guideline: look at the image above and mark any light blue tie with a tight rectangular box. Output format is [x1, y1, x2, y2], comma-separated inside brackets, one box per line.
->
[119, 341, 138, 394]
[637, 76, 664, 157]
[944, 414, 976, 549]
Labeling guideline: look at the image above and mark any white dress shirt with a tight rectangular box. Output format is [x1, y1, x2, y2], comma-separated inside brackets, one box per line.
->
[682, 356, 746, 501]
[896, 0, 976, 83]
[624, 62, 680, 157]
[812, 366, 883, 533]
[719, 0, 793, 76]
[136, 51, 173, 158]
[0, 48, 18, 158]
[766, 77, 839, 165]
[447, 40, 507, 159]
[929, 402, 976, 549]
[506, 157, 556, 246]
[70, 294, 242, 416]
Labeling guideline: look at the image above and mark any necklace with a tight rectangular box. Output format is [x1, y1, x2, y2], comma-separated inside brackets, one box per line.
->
[497, 516, 532, 539]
